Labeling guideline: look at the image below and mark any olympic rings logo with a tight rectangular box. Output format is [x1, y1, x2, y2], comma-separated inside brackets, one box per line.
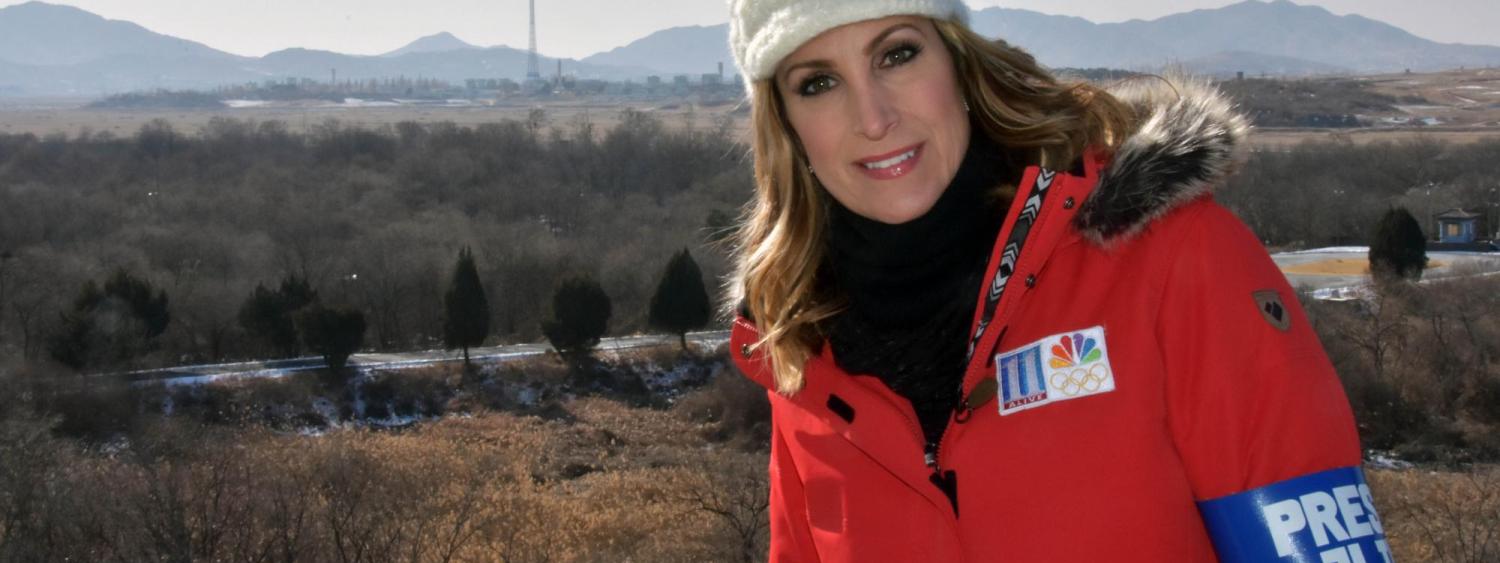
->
[1050, 363, 1111, 396]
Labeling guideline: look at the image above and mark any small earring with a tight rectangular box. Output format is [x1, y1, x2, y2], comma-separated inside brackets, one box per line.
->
[963, 98, 971, 112]
[807, 164, 815, 175]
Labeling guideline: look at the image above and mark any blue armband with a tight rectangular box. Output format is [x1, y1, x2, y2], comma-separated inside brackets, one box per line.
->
[1196, 467, 1393, 563]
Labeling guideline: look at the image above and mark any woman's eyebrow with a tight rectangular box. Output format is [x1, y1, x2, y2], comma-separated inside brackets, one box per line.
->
[862, 23, 921, 56]
[778, 23, 923, 86]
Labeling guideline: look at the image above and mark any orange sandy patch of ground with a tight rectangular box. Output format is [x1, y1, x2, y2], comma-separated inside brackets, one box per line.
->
[1280, 258, 1446, 275]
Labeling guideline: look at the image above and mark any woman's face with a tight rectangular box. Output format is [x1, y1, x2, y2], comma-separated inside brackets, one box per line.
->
[775, 16, 969, 225]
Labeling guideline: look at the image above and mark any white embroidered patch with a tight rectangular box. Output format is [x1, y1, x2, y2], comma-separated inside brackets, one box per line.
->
[995, 326, 1116, 416]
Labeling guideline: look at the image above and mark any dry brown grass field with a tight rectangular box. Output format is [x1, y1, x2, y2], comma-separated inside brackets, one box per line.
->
[1281, 258, 1448, 276]
[0, 391, 1486, 562]
[0, 352, 779, 562]
[1251, 127, 1500, 149]
[0, 99, 754, 142]
[1360, 68, 1500, 126]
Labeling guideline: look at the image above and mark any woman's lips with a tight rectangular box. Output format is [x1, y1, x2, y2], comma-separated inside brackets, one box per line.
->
[853, 143, 923, 180]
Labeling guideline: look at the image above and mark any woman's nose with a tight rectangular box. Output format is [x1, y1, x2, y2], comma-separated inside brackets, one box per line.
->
[849, 80, 899, 141]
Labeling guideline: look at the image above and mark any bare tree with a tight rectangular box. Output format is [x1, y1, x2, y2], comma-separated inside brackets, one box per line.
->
[673, 452, 770, 563]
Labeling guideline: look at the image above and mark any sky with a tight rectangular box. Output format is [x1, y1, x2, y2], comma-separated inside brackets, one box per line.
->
[3, 0, 1497, 59]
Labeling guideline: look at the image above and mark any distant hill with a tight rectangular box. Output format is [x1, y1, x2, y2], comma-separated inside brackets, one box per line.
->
[0, 1, 242, 66]
[967, 8, 1172, 70]
[382, 32, 482, 58]
[1098, 0, 1500, 73]
[581, 24, 735, 78]
[0, 1, 653, 96]
[0, 1, 261, 95]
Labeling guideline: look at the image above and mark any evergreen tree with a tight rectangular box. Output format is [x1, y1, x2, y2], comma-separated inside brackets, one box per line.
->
[443, 246, 491, 368]
[238, 275, 317, 358]
[297, 305, 366, 374]
[542, 275, 611, 356]
[100, 269, 170, 339]
[1369, 207, 1428, 282]
[648, 248, 712, 350]
[47, 286, 97, 371]
[47, 270, 169, 370]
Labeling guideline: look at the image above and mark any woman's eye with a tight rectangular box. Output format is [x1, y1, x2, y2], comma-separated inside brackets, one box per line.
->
[798, 74, 838, 97]
[880, 44, 921, 68]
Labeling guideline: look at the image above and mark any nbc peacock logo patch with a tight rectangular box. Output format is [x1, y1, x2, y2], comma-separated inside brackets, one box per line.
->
[996, 326, 1116, 416]
[1048, 332, 1113, 397]
[1050, 333, 1102, 368]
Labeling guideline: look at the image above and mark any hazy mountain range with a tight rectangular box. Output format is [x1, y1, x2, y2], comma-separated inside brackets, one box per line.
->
[967, 1, 1500, 75]
[1, 0, 1498, 97]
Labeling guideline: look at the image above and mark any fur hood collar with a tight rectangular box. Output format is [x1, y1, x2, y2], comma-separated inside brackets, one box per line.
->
[1073, 76, 1252, 245]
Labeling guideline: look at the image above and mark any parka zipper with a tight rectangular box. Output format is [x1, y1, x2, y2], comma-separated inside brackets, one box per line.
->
[930, 325, 1005, 470]
[858, 372, 960, 515]
[919, 325, 1006, 520]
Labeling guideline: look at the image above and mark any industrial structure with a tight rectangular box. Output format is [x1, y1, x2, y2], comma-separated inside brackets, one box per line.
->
[526, 0, 541, 81]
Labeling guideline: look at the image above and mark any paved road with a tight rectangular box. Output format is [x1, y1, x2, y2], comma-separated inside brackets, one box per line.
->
[121, 330, 732, 386]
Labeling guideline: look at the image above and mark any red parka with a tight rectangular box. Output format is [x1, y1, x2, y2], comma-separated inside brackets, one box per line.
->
[730, 80, 1389, 562]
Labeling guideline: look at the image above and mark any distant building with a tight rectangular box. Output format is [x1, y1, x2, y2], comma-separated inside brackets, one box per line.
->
[1436, 208, 1481, 243]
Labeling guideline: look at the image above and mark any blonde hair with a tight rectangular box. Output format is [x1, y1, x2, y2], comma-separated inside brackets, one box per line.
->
[729, 17, 1137, 394]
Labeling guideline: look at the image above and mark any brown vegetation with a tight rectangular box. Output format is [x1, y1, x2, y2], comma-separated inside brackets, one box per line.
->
[1217, 78, 1402, 128]
[0, 354, 772, 562]
[1220, 136, 1500, 249]
[1305, 274, 1500, 462]
[3, 291, 1498, 561]
[0, 364, 1489, 562]
[1369, 466, 1500, 563]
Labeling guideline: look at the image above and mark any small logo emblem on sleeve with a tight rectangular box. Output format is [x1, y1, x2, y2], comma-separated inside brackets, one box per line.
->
[1253, 290, 1291, 332]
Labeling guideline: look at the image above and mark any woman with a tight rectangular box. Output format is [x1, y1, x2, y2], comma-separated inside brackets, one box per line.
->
[725, 1, 1391, 561]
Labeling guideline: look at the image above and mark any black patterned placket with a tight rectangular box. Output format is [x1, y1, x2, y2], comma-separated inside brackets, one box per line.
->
[966, 168, 1056, 362]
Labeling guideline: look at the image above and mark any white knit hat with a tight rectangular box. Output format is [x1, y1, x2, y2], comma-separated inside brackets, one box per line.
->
[729, 0, 970, 86]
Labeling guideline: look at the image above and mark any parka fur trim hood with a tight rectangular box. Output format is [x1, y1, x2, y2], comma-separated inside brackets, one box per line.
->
[1075, 76, 1252, 245]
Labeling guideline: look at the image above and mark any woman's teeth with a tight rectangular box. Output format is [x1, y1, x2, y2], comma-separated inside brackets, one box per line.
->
[863, 149, 916, 170]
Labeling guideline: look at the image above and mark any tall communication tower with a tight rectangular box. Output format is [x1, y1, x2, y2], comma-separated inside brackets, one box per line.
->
[526, 0, 541, 81]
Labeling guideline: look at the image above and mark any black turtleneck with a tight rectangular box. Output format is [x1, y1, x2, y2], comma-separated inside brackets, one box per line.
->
[823, 133, 1012, 448]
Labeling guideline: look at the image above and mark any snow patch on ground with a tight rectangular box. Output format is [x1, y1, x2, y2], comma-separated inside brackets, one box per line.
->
[640, 360, 721, 395]
[1308, 285, 1372, 301]
[1366, 451, 1415, 470]
[311, 397, 341, 426]
[1280, 246, 1371, 255]
[154, 368, 300, 387]
[365, 408, 424, 429]
[516, 385, 540, 407]
[223, 100, 270, 108]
